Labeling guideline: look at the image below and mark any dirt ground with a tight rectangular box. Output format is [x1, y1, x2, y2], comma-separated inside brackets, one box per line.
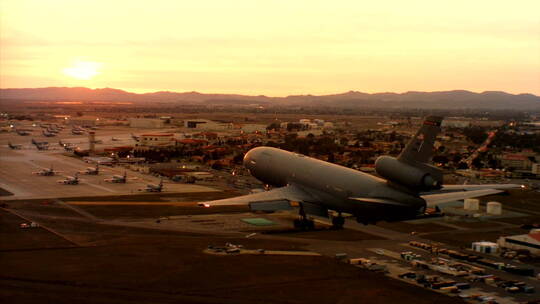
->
[0, 197, 467, 304]
[1, 221, 464, 304]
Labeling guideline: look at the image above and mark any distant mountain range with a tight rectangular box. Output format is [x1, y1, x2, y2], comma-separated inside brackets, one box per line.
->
[1, 87, 539, 109]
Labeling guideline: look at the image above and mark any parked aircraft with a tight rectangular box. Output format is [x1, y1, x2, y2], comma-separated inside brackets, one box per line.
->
[8, 142, 22, 150]
[104, 171, 137, 183]
[57, 173, 79, 185]
[140, 178, 163, 192]
[33, 165, 62, 176]
[36, 143, 49, 150]
[80, 164, 102, 175]
[199, 116, 521, 229]
[16, 129, 31, 136]
[58, 172, 79, 185]
[42, 130, 56, 137]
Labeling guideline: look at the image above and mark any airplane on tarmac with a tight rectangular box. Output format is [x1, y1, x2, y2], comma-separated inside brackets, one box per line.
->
[140, 178, 163, 192]
[8, 142, 22, 150]
[57, 173, 80, 185]
[104, 171, 137, 183]
[72, 128, 85, 135]
[199, 116, 521, 230]
[16, 129, 31, 136]
[80, 164, 104, 175]
[33, 165, 62, 176]
[36, 143, 49, 150]
[42, 130, 56, 137]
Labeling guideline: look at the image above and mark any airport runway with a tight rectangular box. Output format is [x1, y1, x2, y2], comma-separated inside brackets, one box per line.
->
[0, 129, 220, 200]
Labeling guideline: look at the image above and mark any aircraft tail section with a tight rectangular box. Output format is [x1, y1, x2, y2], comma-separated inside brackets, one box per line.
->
[398, 116, 442, 164]
[375, 116, 443, 192]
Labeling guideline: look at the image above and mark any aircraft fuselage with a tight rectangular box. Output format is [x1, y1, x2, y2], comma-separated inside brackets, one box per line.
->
[243, 147, 426, 222]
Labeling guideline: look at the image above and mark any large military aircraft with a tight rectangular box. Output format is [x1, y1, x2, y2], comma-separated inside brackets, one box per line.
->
[33, 165, 62, 176]
[80, 164, 102, 175]
[57, 173, 80, 185]
[140, 178, 163, 192]
[104, 171, 137, 183]
[8, 142, 22, 150]
[200, 116, 520, 229]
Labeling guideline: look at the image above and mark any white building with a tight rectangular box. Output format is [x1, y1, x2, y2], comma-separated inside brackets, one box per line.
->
[184, 119, 231, 130]
[498, 231, 540, 256]
[139, 133, 175, 147]
[472, 241, 498, 254]
[129, 118, 164, 129]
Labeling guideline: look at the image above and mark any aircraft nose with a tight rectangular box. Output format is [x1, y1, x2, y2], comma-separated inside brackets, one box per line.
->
[243, 147, 263, 171]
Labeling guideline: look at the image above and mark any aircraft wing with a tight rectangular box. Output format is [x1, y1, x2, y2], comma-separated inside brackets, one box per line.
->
[422, 189, 503, 207]
[441, 184, 521, 191]
[199, 185, 315, 210]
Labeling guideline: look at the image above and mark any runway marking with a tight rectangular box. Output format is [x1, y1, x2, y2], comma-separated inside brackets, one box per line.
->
[1, 207, 82, 246]
[80, 182, 117, 193]
[54, 199, 101, 222]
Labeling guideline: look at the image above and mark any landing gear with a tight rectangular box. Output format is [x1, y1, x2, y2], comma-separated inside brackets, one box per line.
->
[331, 214, 345, 230]
[293, 204, 315, 230]
[293, 218, 315, 230]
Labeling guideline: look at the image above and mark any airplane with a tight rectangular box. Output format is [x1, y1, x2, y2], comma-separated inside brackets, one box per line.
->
[199, 116, 521, 230]
[80, 164, 102, 175]
[33, 165, 62, 176]
[8, 142, 22, 150]
[140, 178, 163, 192]
[42, 130, 56, 137]
[16, 129, 31, 136]
[36, 143, 49, 150]
[104, 171, 137, 183]
[57, 173, 79, 185]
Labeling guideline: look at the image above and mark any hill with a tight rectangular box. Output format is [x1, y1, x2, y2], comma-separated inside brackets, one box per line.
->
[1, 87, 539, 109]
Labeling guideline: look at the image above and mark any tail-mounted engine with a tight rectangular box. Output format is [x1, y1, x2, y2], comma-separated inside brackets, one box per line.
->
[375, 156, 442, 192]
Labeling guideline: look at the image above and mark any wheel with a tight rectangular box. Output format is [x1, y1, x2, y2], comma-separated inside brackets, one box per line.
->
[331, 216, 345, 229]
[304, 219, 315, 230]
[293, 219, 302, 229]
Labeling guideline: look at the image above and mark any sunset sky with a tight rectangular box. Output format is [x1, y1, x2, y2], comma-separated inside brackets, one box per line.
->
[1, 0, 539, 96]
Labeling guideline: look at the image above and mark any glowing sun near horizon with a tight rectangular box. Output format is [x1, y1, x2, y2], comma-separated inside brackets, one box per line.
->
[63, 61, 102, 80]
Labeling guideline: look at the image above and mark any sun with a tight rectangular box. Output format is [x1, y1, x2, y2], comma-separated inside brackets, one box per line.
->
[63, 61, 102, 80]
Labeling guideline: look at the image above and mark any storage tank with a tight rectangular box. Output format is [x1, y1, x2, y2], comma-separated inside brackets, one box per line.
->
[464, 198, 480, 211]
[487, 201, 502, 215]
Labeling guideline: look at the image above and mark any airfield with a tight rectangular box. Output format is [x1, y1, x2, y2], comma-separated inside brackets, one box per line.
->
[2, 128, 540, 304]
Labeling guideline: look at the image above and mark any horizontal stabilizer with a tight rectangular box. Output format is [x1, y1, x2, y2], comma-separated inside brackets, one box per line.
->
[441, 184, 521, 191]
[422, 189, 502, 207]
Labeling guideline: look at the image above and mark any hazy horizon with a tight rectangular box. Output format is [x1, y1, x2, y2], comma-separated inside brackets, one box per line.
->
[1, 86, 539, 98]
[1, 1, 539, 95]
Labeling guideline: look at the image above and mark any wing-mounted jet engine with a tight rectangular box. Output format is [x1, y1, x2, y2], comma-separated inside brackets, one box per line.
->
[375, 116, 443, 193]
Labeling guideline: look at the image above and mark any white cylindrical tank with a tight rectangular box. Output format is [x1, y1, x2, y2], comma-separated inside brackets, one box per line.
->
[487, 201, 502, 215]
[464, 198, 480, 211]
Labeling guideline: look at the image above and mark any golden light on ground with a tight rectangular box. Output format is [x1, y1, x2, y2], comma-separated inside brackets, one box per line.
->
[62, 61, 102, 80]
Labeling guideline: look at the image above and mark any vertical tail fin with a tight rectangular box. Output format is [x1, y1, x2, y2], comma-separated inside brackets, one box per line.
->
[398, 116, 443, 164]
